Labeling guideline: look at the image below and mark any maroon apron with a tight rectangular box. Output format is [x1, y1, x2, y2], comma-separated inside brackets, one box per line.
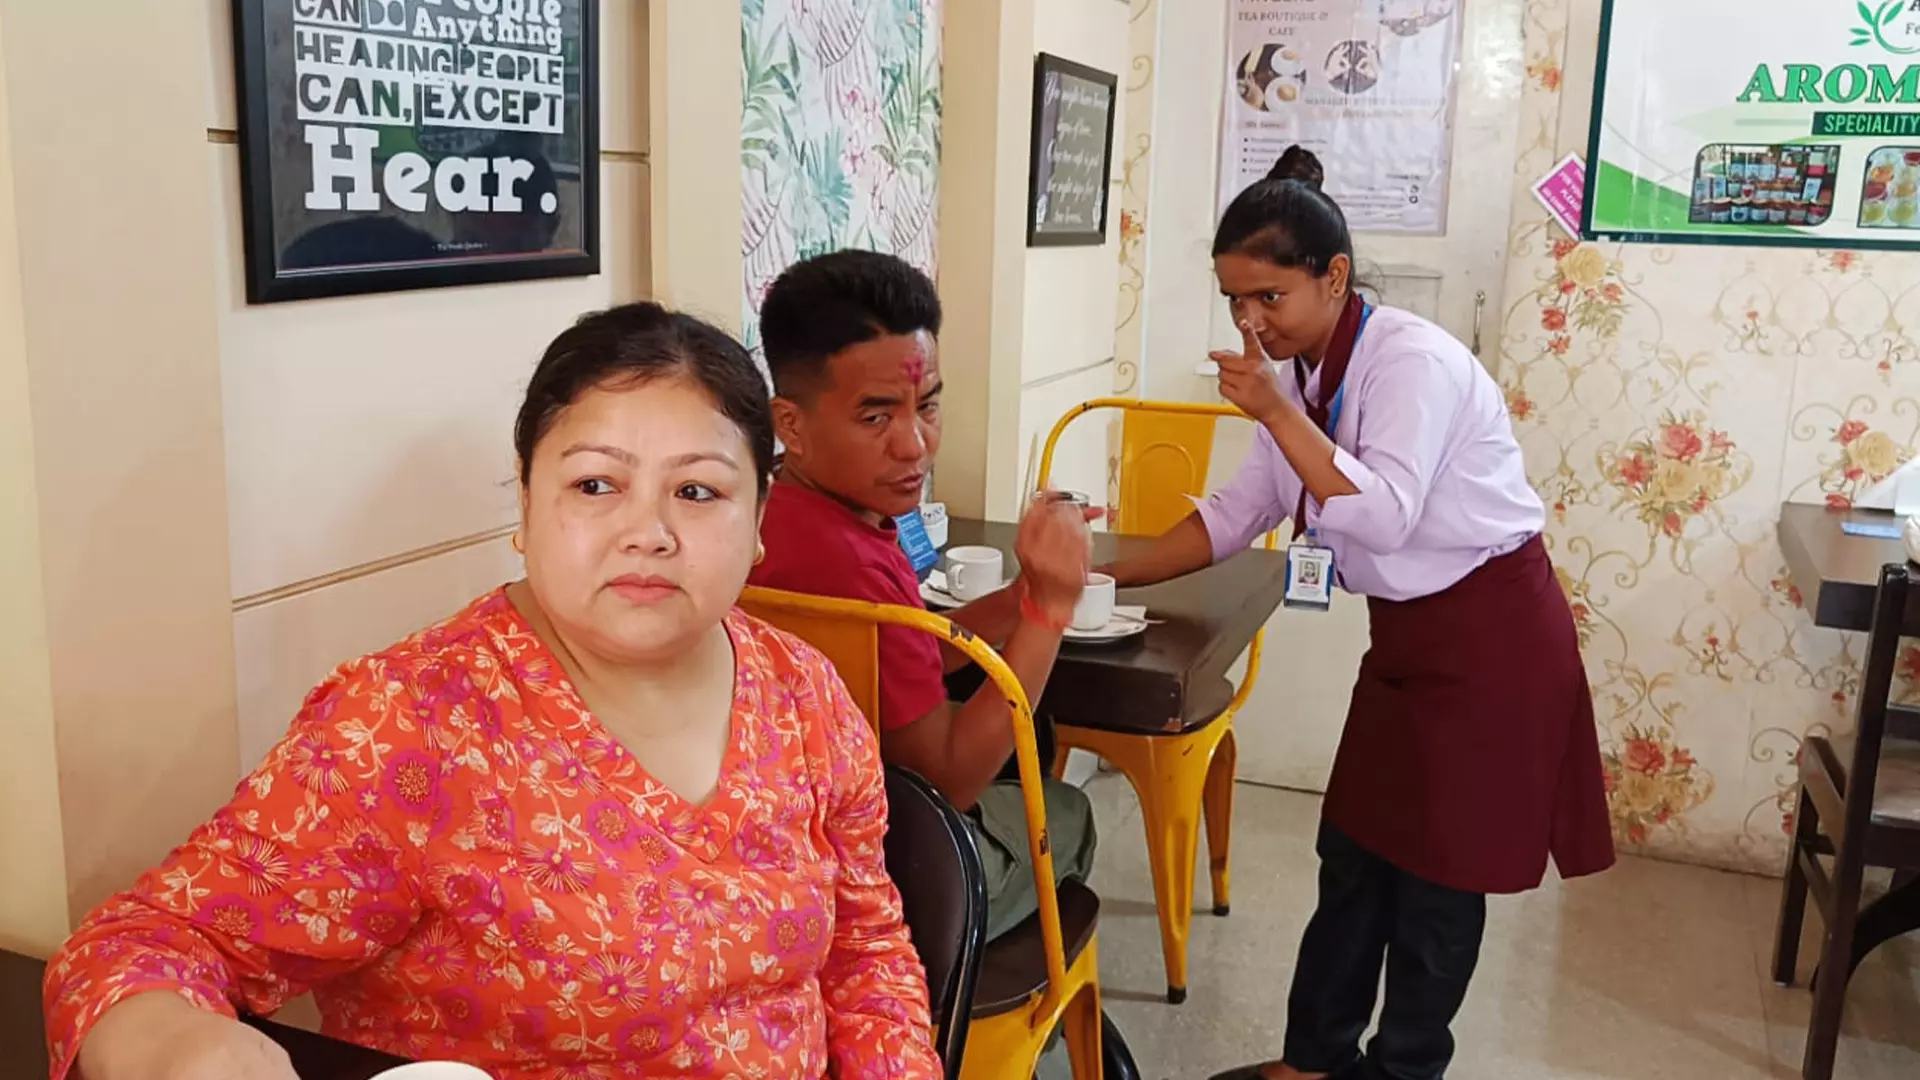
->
[1321, 536, 1616, 895]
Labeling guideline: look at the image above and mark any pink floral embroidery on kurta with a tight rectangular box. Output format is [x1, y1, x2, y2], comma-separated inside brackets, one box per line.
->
[44, 590, 939, 1079]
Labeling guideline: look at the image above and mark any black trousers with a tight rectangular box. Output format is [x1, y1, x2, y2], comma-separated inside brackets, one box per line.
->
[1283, 823, 1487, 1080]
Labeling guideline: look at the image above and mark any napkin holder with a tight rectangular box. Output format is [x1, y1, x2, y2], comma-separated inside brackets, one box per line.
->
[1852, 459, 1920, 517]
[920, 502, 949, 551]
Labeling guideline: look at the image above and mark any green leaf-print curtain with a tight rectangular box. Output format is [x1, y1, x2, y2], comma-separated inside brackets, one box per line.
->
[739, 0, 944, 361]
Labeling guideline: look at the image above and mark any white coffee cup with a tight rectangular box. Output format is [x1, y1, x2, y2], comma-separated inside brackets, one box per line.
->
[946, 546, 1004, 602]
[1071, 573, 1117, 632]
[372, 1064, 494, 1080]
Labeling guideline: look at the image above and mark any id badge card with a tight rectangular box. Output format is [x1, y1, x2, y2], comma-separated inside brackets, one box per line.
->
[894, 509, 940, 580]
[1284, 540, 1335, 612]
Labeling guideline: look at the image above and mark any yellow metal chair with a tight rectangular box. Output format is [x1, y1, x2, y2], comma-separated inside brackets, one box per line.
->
[739, 586, 1105, 1080]
[1037, 397, 1278, 1005]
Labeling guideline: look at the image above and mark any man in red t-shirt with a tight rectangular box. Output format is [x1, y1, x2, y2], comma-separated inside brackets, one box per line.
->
[749, 250, 1098, 945]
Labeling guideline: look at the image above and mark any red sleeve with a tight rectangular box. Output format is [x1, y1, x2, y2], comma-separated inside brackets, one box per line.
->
[807, 648, 942, 1079]
[856, 564, 949, 732]
[752, 507, 947, 732]
[42, 662, 427, 1079]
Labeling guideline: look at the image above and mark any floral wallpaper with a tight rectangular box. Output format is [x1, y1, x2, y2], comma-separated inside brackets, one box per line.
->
[1503, 0, 1920, 874]
[1112, 0, 1158, 401]
[740, 0, 943, 354]
[1103, 0, 1160, 509]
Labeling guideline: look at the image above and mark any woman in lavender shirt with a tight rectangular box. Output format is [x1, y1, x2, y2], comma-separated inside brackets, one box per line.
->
[1105, 148, 1615, 1080]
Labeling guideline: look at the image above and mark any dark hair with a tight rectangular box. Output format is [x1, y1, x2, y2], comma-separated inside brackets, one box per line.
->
[514, 303, 776, 497]
[1211, 146, 1352, 278]
[758, 249, 943, 397]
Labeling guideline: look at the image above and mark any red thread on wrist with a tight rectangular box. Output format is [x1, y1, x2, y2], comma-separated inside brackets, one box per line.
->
[1020, 592, 1071, 632]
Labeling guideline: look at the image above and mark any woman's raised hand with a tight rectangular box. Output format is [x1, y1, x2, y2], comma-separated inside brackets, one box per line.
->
[1211, 321, 1290, 424]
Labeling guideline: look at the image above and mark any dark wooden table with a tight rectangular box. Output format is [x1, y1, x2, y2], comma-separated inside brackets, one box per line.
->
[1775, 503, 1920, 988]
[1777, 502, 1920, 633]
[3, 948, 404, 1079]
[946, 518, 1288, 734]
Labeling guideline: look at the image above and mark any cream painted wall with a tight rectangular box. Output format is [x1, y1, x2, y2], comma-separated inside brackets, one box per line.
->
[1024, 0, 1128, 394]
[233, 538, 526, 772]
[1137, 0, 1228, 406]
[1017, 0, 1131, 504]
[937, 0, 1034, 521]
[0, 0, 740, 944]
[1, 0, 241, 924]
[0, 9, 69, 955]
[939, 0, 1130, 516]
[212, 2, 746, 772]
[648, 0, 743, 331]
[214, 156, 648, 603]
[211, 1, 650, 610]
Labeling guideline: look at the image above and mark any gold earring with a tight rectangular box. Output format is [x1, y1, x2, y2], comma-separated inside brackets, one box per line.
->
[511, 530, 525, 554]
[754, 542, 766, 566]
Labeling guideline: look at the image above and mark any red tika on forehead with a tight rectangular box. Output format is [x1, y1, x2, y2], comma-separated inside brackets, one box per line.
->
[900, 355, 927, 385]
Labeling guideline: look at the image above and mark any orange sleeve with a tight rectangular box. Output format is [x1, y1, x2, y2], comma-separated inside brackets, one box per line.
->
[41, 660, 429, 1079]
[808, 651, 943, 1079]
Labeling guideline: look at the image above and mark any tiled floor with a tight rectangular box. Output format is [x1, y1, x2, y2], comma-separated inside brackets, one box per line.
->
[1083, 778, 1920, 1080]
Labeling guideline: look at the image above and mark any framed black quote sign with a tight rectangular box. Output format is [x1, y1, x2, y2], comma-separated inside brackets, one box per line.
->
[1026, 52, 1118, 247]
[233, 0, 600, 303]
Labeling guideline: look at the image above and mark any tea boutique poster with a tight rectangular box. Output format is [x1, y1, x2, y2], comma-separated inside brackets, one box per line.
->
[1587, 0, 1920, 248]
[1218, 0, 1462, 233]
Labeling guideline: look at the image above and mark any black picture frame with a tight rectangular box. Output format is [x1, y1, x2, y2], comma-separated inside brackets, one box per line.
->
[232, 0, 602, 303]
[1026, 52, 1118, 248]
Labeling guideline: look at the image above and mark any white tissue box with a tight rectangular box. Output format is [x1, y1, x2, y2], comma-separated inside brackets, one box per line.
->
[1897, 472, 1920, 518]
[920, 503, 949, 550]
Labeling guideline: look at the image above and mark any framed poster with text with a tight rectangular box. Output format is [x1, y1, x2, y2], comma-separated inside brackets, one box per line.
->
[1027, 53, 1118, 247]
[233, 0, 600, 303]
[1585, 0, 1920, 249]
[1218, 0, 1461, 235]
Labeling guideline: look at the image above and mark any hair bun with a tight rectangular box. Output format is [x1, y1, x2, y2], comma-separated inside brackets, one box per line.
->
[1267, 145, 1325, 190]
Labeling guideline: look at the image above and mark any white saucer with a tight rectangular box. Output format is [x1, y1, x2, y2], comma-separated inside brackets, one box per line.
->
[921, 569, 1006, 610]
[920, 580, 963, 609]
[1063, 611, 1150, 645]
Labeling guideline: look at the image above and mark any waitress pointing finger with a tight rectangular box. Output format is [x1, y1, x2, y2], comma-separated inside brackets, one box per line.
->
[1106, 146, 1614, 1080]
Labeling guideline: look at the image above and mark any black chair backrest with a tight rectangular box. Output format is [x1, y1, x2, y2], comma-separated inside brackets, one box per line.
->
[1843, 563, 1913, 836]
[883, 767, 987, 1078]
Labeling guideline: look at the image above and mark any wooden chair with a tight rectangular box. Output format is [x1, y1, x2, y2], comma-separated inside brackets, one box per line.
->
[1037, 397, 1277, 1004]
[1772, 562, 1920, 1080]
[740, 587, 1105, 1080]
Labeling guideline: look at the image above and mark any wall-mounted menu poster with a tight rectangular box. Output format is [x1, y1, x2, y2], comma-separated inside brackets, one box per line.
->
[1027, 52, 1118, 247]
[1585, 0, 1920, 249]
[1218, 0, 1462, 235]
[233, 0, 600, 303]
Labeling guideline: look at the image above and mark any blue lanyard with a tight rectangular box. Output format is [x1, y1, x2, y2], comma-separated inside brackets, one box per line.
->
[1323, 383, 1347, 440]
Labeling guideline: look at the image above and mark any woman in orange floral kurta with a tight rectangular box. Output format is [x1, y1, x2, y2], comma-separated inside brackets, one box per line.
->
[45, 305, 940, 1080]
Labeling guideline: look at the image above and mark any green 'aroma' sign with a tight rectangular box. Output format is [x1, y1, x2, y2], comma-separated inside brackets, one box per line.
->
[1585, 0, 1920, 249]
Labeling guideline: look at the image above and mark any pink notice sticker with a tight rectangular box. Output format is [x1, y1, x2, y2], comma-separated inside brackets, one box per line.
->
[1532, 153, 1587, 239]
